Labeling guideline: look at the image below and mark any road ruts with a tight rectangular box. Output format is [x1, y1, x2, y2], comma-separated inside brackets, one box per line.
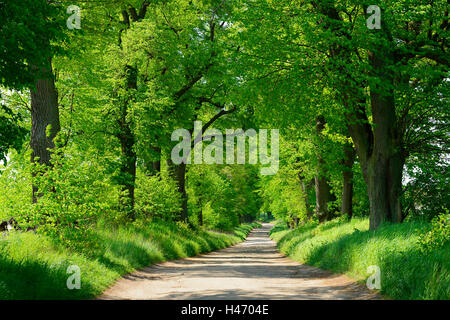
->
[99, 223, 379, 300]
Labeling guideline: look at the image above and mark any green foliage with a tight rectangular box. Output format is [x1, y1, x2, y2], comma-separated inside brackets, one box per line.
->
[0, 0, 66, 88]
[237, 0, 448, 227]
[418, 210, 450, 253]
[0, 0, 448, 301]
[0, 150, 33, 220]
[27, 143, 116, 251]
[188, 164, 260, 230]
[135, 171, 182, 221]
[0, 220, 257, 299]
[258, 212, 275, 223]
[403, 154, 450, 220]
[258, 137, 310, 225]
[0, 102, 27, 164]
[271, 218, 450, 300]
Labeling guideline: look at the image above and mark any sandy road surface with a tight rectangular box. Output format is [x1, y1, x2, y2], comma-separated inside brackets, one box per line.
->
[99, 223, 379, 300]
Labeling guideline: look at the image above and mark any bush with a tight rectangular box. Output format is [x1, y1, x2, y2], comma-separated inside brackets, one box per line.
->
[418, 210, 450, 253]
[27, 149, 115, 248]
[135, 171, 182, 221]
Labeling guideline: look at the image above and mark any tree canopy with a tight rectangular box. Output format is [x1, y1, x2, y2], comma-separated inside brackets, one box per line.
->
[0, 0, 448, 234]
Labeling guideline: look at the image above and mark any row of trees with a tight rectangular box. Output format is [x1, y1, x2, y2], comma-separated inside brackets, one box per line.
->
[240, 0, 448, 229]
[0, 0, 448, 233]
[1, 0, 262, 232]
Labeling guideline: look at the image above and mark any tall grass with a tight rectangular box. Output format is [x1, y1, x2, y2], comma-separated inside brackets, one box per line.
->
[270, 218, 449, 300]
[0, 220, 260, 299]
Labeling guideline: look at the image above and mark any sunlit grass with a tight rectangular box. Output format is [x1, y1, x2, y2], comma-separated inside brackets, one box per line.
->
[270, 218, 449, 300]
[0, 221, 259, 299]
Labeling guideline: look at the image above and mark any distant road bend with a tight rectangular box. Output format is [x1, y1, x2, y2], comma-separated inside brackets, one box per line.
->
[100, 223, 379, 300]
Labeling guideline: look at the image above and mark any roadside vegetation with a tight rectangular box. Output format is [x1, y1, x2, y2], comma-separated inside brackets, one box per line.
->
[0, 220, 259, 300]
[0, 0, 448, 300]
[270, 216, 449, 300]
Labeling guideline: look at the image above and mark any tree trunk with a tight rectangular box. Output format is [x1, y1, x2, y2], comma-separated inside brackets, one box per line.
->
[316, 3, 404, 230]
[198, 207, 203, 226]
[30, 58, 60, 203]
[341, 143, 355, 218]
[363, 52, 403, 229]
[118, 127, 136, 219]
[315, 115, 332, 223]
[196, 176, 203, 226]
[365, 154, 403, 229]
[315, 175, 331, 223]
[117, 65, 137, 220]
[298, 175, 314, 220]
[115, 7, 150, 220]
[346, 96, 404, 229]
[167, 158, 188, 222]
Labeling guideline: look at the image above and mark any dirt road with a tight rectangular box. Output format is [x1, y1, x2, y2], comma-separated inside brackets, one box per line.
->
[99, 223, 379, 300]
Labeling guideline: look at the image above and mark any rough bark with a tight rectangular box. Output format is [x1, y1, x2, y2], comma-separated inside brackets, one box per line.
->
[314, 2, 405, 230]
[298, 174, 314, 220]
[116, 6, 150, 219]
[196, 174, 203, 226]
[30, 58, 60, 203]
[343, 53, 404, 229]
[117, 65, 138, 220]
[167, 158, 188, 222]
[314, 115, 332, 223]
[341, 143, 355, 218]
[365, 52, 403, 229]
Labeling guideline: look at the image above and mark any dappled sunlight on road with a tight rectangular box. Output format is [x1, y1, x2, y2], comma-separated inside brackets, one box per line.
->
[99, 223, 379, 300]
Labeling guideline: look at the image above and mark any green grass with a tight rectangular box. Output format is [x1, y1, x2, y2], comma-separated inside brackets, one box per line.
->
[270, 218, 449, 300]
[0, 220, 260, 300]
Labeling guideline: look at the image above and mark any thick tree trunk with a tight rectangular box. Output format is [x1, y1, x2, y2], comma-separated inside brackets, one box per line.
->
[315, 115, 332, 223]
[298, 174, 314, 220]
[315, 175, 331, 223]
[30, 59, 60, 203]
[346, 97, 404, 229]
[316, 3, 404, 230]
[363, 52, 403, 229]
[167, 158, 188, 222]
[118, 125, 136, 218]
[366, 154, 403, 229]
[116, 7, 150, 220]
[341, 143, 355, 218]
[117, 65, 137, 220]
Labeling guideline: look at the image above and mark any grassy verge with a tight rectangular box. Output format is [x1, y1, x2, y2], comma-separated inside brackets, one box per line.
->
[0, 221, 260, 300]
[270, 218, 449, 300]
